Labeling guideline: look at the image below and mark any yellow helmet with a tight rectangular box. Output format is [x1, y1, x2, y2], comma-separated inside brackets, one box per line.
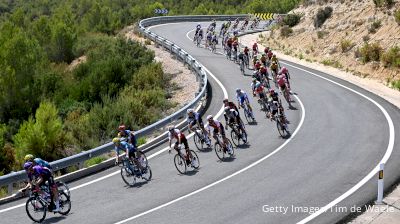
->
[112, 137, 120, 144]
[24, 154, 34, 162]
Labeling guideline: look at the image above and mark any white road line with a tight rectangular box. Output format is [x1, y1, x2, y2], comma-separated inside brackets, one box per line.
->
[0, 24, 227, 214]
[281, 62, 396, 224]
[114, 94, 306, 224]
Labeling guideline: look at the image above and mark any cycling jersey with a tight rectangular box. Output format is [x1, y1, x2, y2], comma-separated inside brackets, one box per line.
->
[224, 109, 240, 123]
[236, 91, 249, 106]
[244, 48, 249, 54]
[118, 129, 137, 148]
[187, 112, 203, 127]
[27, 165, 54, 187]
[207, 119, 225, 137]
[268, 51, 273, 59]
[238, 52, 244, 60]
[115, 141, 136, 158]
[277, 75, 287, 88]
[225, 101, 239, 112]
[34, 158, 51, 169]
[251, 81, 261, 91]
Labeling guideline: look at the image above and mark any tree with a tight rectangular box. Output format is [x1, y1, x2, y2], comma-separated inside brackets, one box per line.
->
[50, 21, 77, 63]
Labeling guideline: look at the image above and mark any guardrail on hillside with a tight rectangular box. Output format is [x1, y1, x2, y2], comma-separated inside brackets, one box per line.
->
[0, 14, 272, 199]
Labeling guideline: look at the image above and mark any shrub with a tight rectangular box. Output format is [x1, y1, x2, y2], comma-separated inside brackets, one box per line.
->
[314, 6, 333, 28]
[360, 42, 383, 63]
[283, 13, 301, 27]
[144, 39, 151, 45]
[280, 26, 293, 37]
[381, 46, 400, 68]
[363, 35, 370, 42]
[340, 39, 355, 52]
[84, 156, 106, 167]
[321, 59, 343, 68]
[369, 20, 381, 33]
[373, 0, 394, 8]
[317, 30, 328, 39]
[392, 80, 400, 90]
[395, 10, 400, 25]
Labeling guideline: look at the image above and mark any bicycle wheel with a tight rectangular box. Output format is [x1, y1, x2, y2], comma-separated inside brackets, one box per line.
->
[276, 120, 286, 137]
[56, 181, 70, 198]
[226, 139, 235, 156]
[58, 191, 71, 215]
[214, 143, 226, 161]
[174, 154, 187, 174]
[136, 151, 148, 168]
[141, 165, 152, 181]
[231, 129, 240, 147]
[193, 131, 203, 150]
[26, 196, 46, 223]
[120, 165, 136, 186]
[188, 150, 200, 169]
[244, 108, 251, 123]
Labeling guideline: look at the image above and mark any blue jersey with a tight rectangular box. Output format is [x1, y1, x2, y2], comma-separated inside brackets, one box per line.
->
[236, 91, 249, 105]
[115, 141, 136, 157]
[118, 130, 137, 148]
[34, 158, 51, 169]
[28, 165, 51, 181]
[187, 112, 202, 125]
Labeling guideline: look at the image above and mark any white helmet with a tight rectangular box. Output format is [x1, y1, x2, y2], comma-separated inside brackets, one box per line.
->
[224, 106, 231, 113]
[207, 115, 213, 120]
[187, 108, 194, 114]
[168, 125, 175, 131]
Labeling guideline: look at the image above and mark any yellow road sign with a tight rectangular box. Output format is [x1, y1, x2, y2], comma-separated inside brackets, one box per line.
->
[253, 13, 274, 20]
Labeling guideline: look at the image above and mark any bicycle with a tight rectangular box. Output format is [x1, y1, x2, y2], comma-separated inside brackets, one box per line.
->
[226, 47, 232, 60]
[196, 35, 202, 47]
[275, 113, 289, 138]
[25, 186, 71, 223]
[192, 127, 211, 151]
[229, 122, 247, 146]
[120, 155, 152, 186]
[241, 102, 255, 123]
[214, 133, 234, 161]
[173, 144, 200, 174]
[239, 58, 245, 75]
[211, 41, 217, 53]
[243, 54, 249, 69]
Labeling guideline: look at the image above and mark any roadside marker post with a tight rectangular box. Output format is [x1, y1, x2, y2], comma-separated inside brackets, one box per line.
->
[376, 163, 384, 204]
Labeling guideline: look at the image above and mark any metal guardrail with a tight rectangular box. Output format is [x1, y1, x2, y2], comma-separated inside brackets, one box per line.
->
[0, 14, 276, 196]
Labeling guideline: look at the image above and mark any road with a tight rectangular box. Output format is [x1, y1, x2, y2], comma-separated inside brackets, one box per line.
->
[0, 21, 399, 224]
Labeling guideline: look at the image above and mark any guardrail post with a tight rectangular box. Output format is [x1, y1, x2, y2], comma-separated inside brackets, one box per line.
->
[8, 183, 12, 195]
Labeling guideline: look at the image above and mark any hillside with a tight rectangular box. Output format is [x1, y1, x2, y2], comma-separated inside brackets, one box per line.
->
[261, 0, 400, 89]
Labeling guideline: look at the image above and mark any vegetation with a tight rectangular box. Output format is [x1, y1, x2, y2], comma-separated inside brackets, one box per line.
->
[321, 59, 343, 68]
[282, 13, 302, 27]
[381, 46, 400, 68]
[359, 42, 383, 63]
[280, 26, 293, 37]
[373, 0, 394, 8]
[340, 39, 355, 53]
[314, 6, 333, 28]
[0, 0, 303, 175]
[317, 30, 328, 39]
[395, 10, 400, 25]
[368, 20, 382, 34]
[84, 156, 107, 167]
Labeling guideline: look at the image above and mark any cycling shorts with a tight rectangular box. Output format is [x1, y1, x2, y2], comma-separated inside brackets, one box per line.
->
[212, 124, 225, 138]
[174, 137, 189, 149]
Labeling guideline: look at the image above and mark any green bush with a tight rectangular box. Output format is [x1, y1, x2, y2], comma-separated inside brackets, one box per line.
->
[84, 156, 106, 167]
[317, 30, 328, 39]
[137, 137, 147, 146]
[395, 10, 400, 25]
[280, 26, 293, 37]
[360, 42, 383, 63]
[392, 80, 400, 90]
[381, 46, 400, 68]
[283, 13, 301, 27]
[340, 39, 354, 52]
[314, 6, 333, 28]
[373, 0, 394, 8]
[369, 20, 381, 33]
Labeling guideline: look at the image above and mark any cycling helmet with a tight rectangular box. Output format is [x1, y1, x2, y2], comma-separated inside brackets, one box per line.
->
[281, 67, 288, 73]
[255, 82, 261, 88]
[24, 154, 34, 162]
[207, 115, 213, 120]
[118, 125, 126, 131]
[23, 162, 33, 170]
[223, 98, 229, 103]
[269, 89, 275, 94]
[224, 106, 231, 113]
[187, 108, 194, 114]
[244, 46, 248, 49]
[168, 125, 175, 131]
[112, 137, 120, 144]
[252, 78, 257, 82]
[236, 88, 241, 93]
[272, 54, 276, 58]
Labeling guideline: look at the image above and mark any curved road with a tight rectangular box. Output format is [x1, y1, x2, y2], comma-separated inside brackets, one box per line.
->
[0, 21, 399, 224]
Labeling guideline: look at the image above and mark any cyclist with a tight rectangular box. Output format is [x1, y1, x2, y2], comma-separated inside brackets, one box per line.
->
[254, 82, 267, 104]
[113, 137, 145, 172]
[168, 126, 194, 166]
[211, 32, 218, 50]
[251, 78, 261, 95]
[223, 98, 239, 114]
[279, 67, 290, 83]
[271, 54, 279, 64]
[238, 50, 245, 66]
[267, 89, 280, 119]
[206, 31, 212, 48]
[24, 154, 52, 170]
[21, 162, 59, 212]
[224, 107, 247, 140]
[187, 109, 211, 146]
[117, 124, 137, 148]
[219, 22, 226, 37]
[252, 42, 258, 56]
[260, 54, 267, 67]
[206, 115, 231, 153]
[267, 49, 274, 60]
[210, 19, 217, 28]
[264, 47, 270, 55]
[236, 88, 254, 120]
[270, 61, 279, 77]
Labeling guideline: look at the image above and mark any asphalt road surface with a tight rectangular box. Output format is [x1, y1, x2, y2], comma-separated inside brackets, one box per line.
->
[0, 21, 399, 224]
